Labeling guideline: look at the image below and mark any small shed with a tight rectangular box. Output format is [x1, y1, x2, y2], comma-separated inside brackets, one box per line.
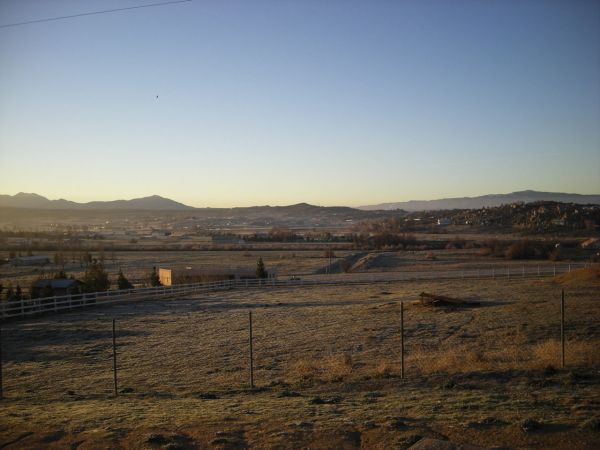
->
[32, 279, 81, 298]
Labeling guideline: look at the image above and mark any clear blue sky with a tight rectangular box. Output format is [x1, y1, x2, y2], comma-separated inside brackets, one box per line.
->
[0, 0, 599, 207]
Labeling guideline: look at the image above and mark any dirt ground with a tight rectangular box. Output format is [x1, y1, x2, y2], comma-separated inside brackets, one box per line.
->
[0, 276, 599, 449]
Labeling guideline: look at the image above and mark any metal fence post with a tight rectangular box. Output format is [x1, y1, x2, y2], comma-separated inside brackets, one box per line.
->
[561, 291, 565, 368]
[400, 302, 405, 380]
[112, 318, 118, 396]
[0, 322, 3, 399]
[249, 311, 254, 389]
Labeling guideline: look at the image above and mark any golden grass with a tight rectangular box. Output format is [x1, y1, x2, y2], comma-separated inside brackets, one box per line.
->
[532, 339, 600, 367]
[404, 337, 600, 376]
[287, 353, 353, 383]
[554, 267, 600, 285]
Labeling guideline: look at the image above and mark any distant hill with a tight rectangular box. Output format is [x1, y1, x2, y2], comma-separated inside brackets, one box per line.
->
[0, 193, 192, 210]
[359, 190, 600, 211]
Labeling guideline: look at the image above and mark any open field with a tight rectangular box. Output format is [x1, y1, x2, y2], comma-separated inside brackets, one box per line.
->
[2, 246, 595, 296]
[1, 274, 599, 449]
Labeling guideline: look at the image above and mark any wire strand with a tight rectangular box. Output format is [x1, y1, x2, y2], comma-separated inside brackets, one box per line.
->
[0, 0, 192, 29]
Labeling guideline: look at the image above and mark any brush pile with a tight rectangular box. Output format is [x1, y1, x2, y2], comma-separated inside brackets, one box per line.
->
[417, 292, 480, 307]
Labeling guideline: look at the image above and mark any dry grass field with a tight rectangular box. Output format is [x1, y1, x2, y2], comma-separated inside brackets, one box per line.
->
[1, 272, 599, 449]
[0, 249, 356, 291]
[1, 247, 582, 294]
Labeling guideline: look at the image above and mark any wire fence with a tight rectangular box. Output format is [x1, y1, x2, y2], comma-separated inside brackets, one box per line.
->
[0, 266, 596, 402]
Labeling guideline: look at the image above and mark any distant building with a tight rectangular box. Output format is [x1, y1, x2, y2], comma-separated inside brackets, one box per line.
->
[437, 218, 452, 226]
[158, 266, 258, 286]
[12, 256, 51, 266]
[31, 279, 81, 298]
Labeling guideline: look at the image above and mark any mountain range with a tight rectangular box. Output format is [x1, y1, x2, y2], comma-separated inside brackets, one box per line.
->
[0, 193, 191, 210]
[0, 190, 599, 212]
[358, 190, 600, 211]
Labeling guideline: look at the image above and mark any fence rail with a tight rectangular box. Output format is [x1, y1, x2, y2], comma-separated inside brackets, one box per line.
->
[0, 262, 587, 320]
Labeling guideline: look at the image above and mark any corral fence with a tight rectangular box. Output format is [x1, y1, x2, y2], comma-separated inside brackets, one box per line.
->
[0, 262, 589, 320]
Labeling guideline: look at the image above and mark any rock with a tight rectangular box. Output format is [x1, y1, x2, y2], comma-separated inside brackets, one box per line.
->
[580, 417, 600, 431]
[363, 420, 377, 429]
[388, 417, 409, 429]
[309, 395, 341, 405]
[197, 392, 219, 399]
[520, 418, 541, 432]
[408, 437, 489, 449]
[146, 433, 169, 445]
[278, 389, 301, 398]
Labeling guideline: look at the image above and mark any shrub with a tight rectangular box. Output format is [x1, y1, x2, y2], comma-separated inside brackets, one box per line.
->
[504, 240, 552, 260]
[256, 257, 268, 279]
[117, 269, 134, 290]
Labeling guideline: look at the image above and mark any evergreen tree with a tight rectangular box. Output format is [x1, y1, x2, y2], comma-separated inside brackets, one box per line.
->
[117, 269, 134, 290]
[5, 284, 14, 301]
[256, 257, 268, 279]
[81, 259, 110, 293]
[150, 266, 162, 287]
[15, 285, 22, 301]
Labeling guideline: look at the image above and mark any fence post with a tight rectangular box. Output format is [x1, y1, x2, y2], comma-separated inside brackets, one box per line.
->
[507, 265, 510, 280]
[112, 318, 118, 397]
[522, 265, 525, 278]
[561, 291, 565, 368]
[492, 268, 495, 279]
[249, 311, 254, 389]
[537, 265, 540, 277]
[0, 322, 3, 400]
[400, 301, 405, 380]
[568, 264, 571, 273]
[554, 264, 556, 277]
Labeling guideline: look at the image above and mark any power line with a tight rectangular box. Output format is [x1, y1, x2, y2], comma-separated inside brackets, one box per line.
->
[0, 0, 192, 29]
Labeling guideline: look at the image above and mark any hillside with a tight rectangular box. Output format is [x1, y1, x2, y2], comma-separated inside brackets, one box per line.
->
[399, 201, 600, 234]
[360, 190, 600, 211]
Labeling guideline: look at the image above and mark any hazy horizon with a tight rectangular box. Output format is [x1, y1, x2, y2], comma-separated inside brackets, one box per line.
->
[2, 188, 600, 210]
[1, 0, 599, 207]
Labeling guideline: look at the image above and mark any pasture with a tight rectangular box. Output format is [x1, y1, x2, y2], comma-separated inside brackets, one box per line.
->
[1, 274, 599, 448]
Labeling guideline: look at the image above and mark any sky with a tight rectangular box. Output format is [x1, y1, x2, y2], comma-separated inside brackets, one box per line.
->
[0, 0, 599, 208]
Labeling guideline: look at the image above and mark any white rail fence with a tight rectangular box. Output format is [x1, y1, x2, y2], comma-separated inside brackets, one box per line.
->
[0, 263, 588, 320]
